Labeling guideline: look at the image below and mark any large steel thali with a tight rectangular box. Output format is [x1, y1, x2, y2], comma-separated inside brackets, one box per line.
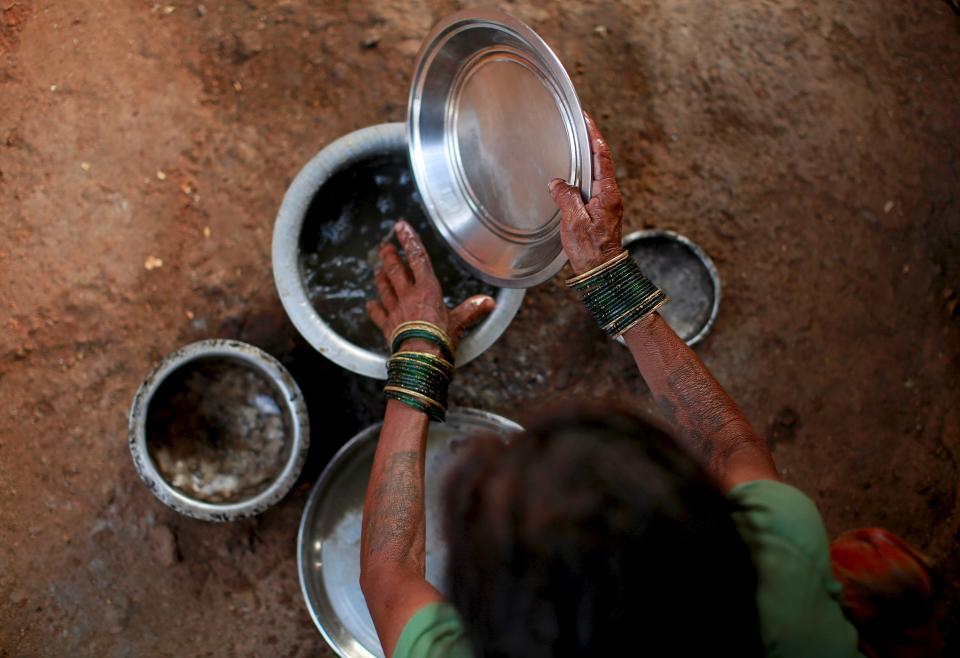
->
[408, 10, 591, 288]
[298, 408, 522, 658]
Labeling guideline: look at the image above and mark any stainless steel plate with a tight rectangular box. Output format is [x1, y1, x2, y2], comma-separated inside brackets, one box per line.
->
[298, 408, 522, 658]
[408, 10, 591, 288]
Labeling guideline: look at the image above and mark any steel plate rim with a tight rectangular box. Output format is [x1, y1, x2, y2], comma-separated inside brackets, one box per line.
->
[297, 421, 382, 658]
[407, 9, 590, 288]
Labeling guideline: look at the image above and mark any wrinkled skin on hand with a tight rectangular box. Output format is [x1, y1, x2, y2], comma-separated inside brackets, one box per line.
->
[366, 220, 495, 350]
[549, 114, 625, 275]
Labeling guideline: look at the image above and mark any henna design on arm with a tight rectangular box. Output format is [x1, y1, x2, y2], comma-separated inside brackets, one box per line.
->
[363, 450, 426, 573]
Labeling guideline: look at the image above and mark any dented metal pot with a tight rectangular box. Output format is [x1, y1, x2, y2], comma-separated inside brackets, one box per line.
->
[128, 339, 310, 522]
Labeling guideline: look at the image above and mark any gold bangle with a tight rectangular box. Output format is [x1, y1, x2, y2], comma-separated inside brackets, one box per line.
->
[391, 350, 455, 373]
[391, 320, 450, 341]
[565, 250, 631, 287]
[612, 296, 670, 337]
[390, 354, 455, 377]
[384, 386, 446, 411]
[390, 321, 453, 350]
[600, 290, 664, 332]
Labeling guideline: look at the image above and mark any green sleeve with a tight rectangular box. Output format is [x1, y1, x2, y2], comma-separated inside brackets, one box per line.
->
[729, 480, 864, 658]
[391, 602, 473, 658]
[730, 479, 838, 577]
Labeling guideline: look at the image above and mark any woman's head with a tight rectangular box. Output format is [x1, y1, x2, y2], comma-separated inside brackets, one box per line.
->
[443, 405, 763, 658]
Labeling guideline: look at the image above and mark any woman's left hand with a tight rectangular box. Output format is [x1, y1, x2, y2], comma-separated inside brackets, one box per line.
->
[366, 220, 496, 352]
[549, 114, 625, 275]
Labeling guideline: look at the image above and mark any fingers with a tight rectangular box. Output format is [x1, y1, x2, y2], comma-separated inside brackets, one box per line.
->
[395, 220, 436, 283]
[449, 295, 496, 341]
[379, 242, 412, 292]
[374, 268, 398, 310]
[584, 113, 617, 188]
[366, 300, 389, 335]
[549, 178, 592, 225]
[584, 112, 605, 146]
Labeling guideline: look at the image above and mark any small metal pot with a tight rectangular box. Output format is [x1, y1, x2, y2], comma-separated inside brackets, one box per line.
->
[621, 229, 721, 346]
[128, 339, 310, 522]
[272, 122, 526, 380]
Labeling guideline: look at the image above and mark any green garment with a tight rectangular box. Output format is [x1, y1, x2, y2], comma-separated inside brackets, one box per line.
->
[392, 480, 862, 658]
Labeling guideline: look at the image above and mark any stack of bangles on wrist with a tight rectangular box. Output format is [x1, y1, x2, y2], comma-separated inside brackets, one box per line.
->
[567, 250, 669, 337]
[385, 321, 455, 422]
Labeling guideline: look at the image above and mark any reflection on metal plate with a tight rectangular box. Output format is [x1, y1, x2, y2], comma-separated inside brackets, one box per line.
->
[297, 408, 522, 658]
[409, 10, 591, 288]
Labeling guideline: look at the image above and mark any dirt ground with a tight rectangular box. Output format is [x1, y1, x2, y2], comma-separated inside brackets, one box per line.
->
[2, 0, 959, 656]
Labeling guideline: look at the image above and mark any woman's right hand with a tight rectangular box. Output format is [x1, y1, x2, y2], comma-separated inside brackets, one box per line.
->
[366, 220, 495, 352]
[548, 114, 625, 275]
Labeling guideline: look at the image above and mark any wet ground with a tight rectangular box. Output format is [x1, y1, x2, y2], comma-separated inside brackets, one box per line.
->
[2, 1, 959, 656]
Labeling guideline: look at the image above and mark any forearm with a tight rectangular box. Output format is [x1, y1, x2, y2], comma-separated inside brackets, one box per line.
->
[360, 399, 445, 657]
[359, 220, 490, 656]
[623, 312, 777, 489]
[361, 399, 430, 581]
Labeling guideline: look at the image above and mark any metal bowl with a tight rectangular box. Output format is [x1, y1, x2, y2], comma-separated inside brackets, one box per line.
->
[621, 230, 721, 346]
[273, 122, 525, 379]
[128, 339, 310, 522]
[298, 408, 522, 658]
[408, 10, 590, 288]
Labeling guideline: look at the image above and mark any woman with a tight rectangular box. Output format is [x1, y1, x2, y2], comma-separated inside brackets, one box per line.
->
[358, 116, 934, 658]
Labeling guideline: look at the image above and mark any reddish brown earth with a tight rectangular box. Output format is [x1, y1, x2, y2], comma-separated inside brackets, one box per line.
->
[2, 1, 959, 656]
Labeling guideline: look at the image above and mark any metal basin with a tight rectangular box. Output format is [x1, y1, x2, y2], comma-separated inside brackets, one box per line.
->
[128, 339, 310, 522]
[273, 122, 525, 379]
[297, 408, 522, 658]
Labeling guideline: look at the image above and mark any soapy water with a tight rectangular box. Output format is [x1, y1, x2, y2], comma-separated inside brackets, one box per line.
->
[299, 155, 496, 351]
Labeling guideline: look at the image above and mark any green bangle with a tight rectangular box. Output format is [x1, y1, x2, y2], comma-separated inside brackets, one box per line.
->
[593, 286, 661, 323]
[385, 351, 452, 420]
[602, 290, 664, 333]
[385, 388, 446, 422]
[582, 280, 657, 323]
[388, 365, 449, 390]
[387, 361, 449, 391]
[391, 351, 455, 379]
[572, 255, 668, 337]
[391, 329, 455, 363]
[388, 359, 452, 386]
[385, 381, 447, 413]
[574, 254, 642, 289]
[582, 284, 657, 327]
[609, 292, 669, 337]
[569, 258, 637, 291]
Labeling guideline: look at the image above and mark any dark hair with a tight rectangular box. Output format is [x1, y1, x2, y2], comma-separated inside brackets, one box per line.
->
[443, 405, 763, 658]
